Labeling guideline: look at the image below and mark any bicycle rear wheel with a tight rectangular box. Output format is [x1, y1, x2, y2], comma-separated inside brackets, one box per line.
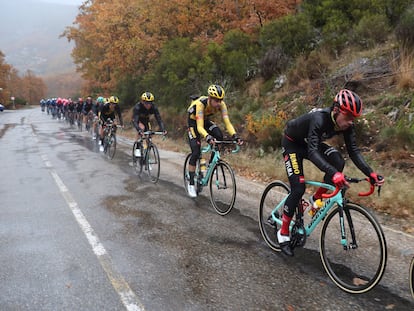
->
[209, 161, 236, 216]
[258, 181, 290, 252]
[105, 134, 117, 159]
[77, 116, 82, 131]
[146, 144, 160, 183]
[320, 202, 387, 294]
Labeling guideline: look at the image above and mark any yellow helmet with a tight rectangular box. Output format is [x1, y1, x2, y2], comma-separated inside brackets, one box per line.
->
[109, 95, 119, 104]
[207, 84, 225, 100]
[141, 92, 154, 102]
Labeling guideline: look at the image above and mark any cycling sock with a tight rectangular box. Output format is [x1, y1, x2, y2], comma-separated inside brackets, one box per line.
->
[280, 214, 292, 235]
[189, 172, 195, 185]
[314, 187, 328, 200]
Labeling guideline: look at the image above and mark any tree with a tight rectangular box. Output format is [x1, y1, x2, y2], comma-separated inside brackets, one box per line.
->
[63, 0, 300, 95]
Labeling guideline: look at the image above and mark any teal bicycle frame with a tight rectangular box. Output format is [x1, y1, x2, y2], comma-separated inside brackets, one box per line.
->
[271, 180, 348, 247]
[197, 143, 240, 188]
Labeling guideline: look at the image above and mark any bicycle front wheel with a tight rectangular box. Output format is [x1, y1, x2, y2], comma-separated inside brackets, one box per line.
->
[106, 134, 117, 159]
[146, 144, 160, 183]
[410, 257, 414, 299]
[320, 202, 387, 294]
[209, 161, 236, 216]
[258, 181, 290, 252]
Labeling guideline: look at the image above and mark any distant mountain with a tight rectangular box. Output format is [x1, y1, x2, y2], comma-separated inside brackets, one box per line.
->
[0, 0, 80, 76]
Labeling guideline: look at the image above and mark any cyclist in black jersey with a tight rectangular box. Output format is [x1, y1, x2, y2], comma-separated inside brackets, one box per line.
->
[186, 84, 243, 198]
[132, 92, 167, 137]
[82, 96, 93, 125]
[278, 89, 385, 256]
[98, 96, 124, 150]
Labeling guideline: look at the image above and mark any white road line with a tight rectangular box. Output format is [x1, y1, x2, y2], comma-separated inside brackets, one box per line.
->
[41, 153, 145, 311]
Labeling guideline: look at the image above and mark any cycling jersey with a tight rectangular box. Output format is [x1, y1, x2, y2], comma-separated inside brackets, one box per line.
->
[82, 100, 93, 114]
[284, 107, 372, 178]
[99, 102, 123, 126]
[132, 102, 165, 132]
[67, 102, 75, 112]
[187, 96, 236, 138]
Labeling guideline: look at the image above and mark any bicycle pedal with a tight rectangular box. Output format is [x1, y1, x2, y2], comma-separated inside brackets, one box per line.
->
[267, 216, 276, 228]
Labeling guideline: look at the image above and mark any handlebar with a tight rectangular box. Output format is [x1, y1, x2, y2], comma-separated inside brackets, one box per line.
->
[141, 131, 165, 136]
[321, 177, 377, 199]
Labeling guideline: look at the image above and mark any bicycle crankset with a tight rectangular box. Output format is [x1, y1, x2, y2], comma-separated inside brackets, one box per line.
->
[290, 221, 307, 248]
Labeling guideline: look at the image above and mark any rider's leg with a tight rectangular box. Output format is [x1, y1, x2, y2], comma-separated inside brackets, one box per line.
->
[188, 134, 201, 185]
[279, 137, 306, 256]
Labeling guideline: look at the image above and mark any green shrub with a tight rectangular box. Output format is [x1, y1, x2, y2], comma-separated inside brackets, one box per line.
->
[260, 13, 316, 58]
[354, 14, 391, 48]
[395, 5, 414, 49]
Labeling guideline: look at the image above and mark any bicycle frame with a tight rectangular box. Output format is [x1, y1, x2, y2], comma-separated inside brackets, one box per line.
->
[139, 131, 164, 156]
[270, 177, 376, 249]
[198, 142, 240, 187]
[270, 180, 337, 237]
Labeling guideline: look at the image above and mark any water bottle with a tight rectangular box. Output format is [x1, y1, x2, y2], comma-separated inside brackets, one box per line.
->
[200, 158, 207, 174]
[308, 199, 324, 217]
[134, 147, 141, 157]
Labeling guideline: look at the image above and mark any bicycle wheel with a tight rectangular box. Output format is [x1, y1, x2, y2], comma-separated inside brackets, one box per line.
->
[146, 144, 160, 183]
[209, 161, 236, 216]
[410, 257, 414, 299]
[78, 117, 82, 131]
[106, 134, 117, 159]
[320, 202, 387, 294]
[258, 181, 290, 252]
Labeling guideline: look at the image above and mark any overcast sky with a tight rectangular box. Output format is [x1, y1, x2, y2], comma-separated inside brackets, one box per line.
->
[39, 0, 84, 5]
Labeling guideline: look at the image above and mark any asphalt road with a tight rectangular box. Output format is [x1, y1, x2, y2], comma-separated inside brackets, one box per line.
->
[0, 107, 413, 311]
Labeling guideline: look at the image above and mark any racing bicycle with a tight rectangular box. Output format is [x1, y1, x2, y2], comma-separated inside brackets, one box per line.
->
[259, 177, 387, 294]
[102, 119, 121, 160]
[183, 140, 240, 216]
[132, 131, 164, 183]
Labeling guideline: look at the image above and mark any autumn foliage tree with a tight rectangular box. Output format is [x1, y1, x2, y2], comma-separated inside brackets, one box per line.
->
[63, 0, 300, 97]
[0, 51, 46, 107]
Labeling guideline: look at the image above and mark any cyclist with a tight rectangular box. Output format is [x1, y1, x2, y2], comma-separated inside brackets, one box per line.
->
[82, 96, 93, 128]
[186, 84, 243, 198]
[132, 92, 167, 143]
[278, 89, 385, 256]
[92, 96, 104, 140]
[76, 98, 84, 127]
[98, 95, 124, 151]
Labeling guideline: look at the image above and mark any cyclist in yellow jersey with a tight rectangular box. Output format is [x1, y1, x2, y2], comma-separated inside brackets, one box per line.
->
[186, 84, 243, 197]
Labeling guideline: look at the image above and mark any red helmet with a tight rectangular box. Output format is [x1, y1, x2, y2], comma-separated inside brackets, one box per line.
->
[334, 89, 363, 117]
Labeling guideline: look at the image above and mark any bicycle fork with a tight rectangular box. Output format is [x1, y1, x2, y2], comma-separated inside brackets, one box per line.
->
[338, 204, 358, 250]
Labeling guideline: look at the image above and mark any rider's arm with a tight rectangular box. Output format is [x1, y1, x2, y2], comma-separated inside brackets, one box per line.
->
[115, 104, 124, 126]
[132, 105, 141, 131]
[307, 115, 339, 178]
[220, 101, 236, 137]
[153, 106, 165, 132]
[344, 127, 373, 176]
[195, 101, 208, 138]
